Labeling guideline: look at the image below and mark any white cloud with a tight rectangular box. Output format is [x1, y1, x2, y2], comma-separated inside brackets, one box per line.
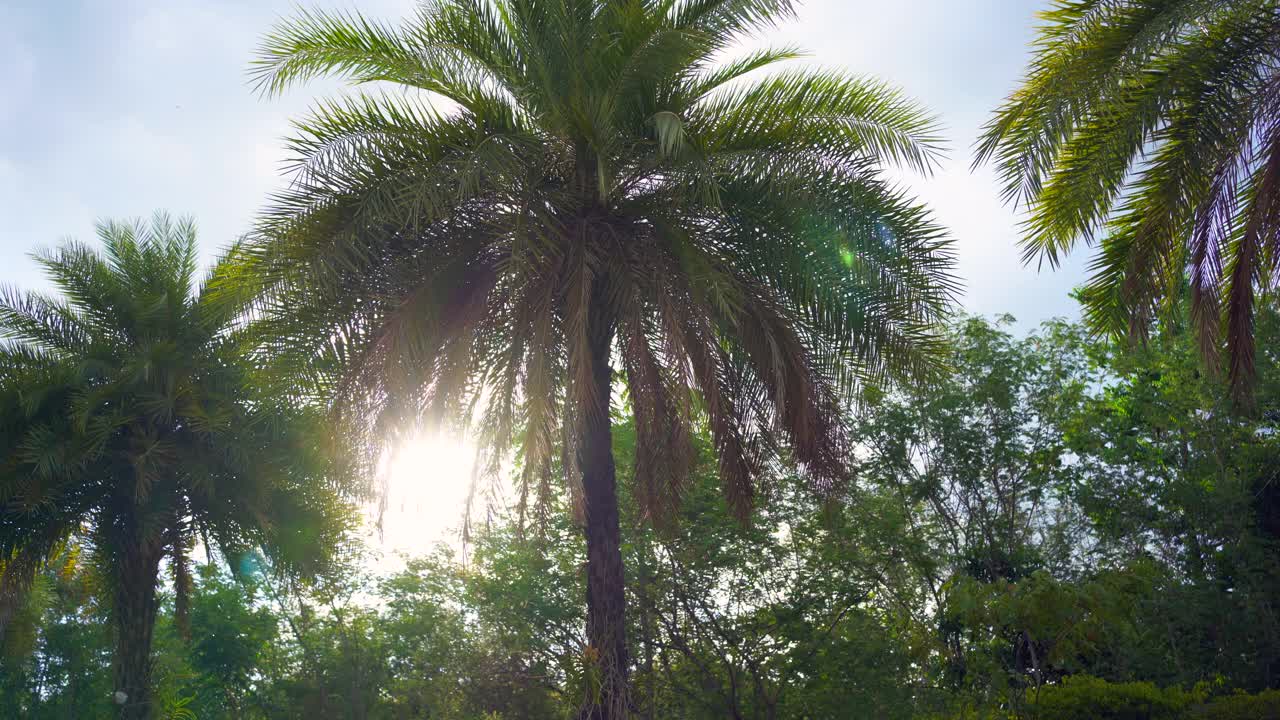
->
[0, 0, 1084, 324]
[0, 23, 36, 125]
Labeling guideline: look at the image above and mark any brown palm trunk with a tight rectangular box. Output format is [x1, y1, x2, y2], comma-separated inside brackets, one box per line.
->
[579, 304, 629, 720]
[113, 536, 163, 720]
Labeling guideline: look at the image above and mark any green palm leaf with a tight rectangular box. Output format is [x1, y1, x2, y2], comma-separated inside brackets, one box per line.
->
[978, 0, 1280, 403]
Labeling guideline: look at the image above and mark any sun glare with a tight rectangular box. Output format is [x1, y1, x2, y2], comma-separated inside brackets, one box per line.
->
[374, 433, 478, 558]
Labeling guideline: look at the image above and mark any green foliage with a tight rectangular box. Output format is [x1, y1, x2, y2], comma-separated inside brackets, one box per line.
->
[183, 565, 278, 715]
[1030, 676, 1204, 720]
[231, 0, 958, 529]
[610, 412, 926, 719]
[848, 305, 1280, 714]
[3, 301, 1278, 719]
[976, 0, 1280, 398]
[1188, 690, 1280, 720]
[1029, 679, 1280, 720]
[0, 214, 356, 717]
[0, 546, 113, 719]
[1057, 309, 1280, 690]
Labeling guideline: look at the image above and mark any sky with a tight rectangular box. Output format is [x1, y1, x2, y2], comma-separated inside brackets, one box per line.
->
[0, 0, 1090, 554]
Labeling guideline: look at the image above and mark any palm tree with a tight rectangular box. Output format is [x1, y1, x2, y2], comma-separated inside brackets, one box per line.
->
[976, 0, 1280, 401]
[238, 1, 956, 715]
[0, 215, 350, 720]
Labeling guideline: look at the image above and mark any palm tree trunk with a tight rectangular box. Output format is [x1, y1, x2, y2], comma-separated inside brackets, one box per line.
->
[579, 303, 629, 720]
[112, 536, 163, 720]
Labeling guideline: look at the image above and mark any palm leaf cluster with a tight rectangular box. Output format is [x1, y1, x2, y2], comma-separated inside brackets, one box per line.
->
[977, 0, 1280, 398]
[0, 215, 349, 641]
[230, 0, 958, 525]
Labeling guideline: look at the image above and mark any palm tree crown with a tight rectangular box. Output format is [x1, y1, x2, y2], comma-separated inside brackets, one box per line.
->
[240, 0, 957, 518]
[0, 215, 348, 718]
[237, 1, 957, 715]
[977, 0, 1280, 399]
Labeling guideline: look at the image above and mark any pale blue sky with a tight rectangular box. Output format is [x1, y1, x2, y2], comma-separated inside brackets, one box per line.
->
[0, 0, 1088, 325]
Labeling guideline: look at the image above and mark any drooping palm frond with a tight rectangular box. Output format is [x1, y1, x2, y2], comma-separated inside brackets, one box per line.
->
[977, 0, 1280, 402]
[232, 0, 957, 526]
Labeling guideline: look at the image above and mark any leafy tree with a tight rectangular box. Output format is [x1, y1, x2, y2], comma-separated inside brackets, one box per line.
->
[183, 565, 278, 717]
[976, 0, 1280, 398]
[847, 315, 1095, 709]
[621, 450, 917, 720]
[242, 540, 570, 720]
[849, 307, 1280, 712]
[386, 550, 568, 718]
[235, 1, 956, 715]
[0, 544, 114, 719]
[0, 216, 352, 718]
[1057, 303, 1280, 690]
[852, 316, 1093, 585]
[1028, 675, 1205, 720]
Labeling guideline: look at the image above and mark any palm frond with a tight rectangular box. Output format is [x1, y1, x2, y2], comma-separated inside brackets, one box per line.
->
[244, 0, 956, 563]
[977, 0, 1280, 400]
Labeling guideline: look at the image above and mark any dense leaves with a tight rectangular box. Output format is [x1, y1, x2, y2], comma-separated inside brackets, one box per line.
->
[232, 0, 958, 522]
[976, 0, 1280, 399]
[0, 216, 354, 718]
[4, 305, 1278, 719]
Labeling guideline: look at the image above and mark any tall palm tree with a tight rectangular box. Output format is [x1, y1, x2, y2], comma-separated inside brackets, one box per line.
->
[976, 0, 1280, 401]
[0, 215, 351, 720]
[237, 1, 956, 715]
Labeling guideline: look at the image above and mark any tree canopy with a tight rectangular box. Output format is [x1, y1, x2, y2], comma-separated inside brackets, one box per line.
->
[977, 0, 1280, 400]
[4, 305, 1277, 719]
[0, 216, 353, 718]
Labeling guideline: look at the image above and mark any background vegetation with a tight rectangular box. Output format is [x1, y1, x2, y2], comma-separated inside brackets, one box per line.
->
[3, 299, 1277, 719]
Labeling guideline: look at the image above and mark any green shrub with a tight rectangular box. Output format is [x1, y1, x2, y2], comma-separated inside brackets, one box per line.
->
[1028, 677, 1280, 720]
[1029, 676, 1201, 720]
[1186, 690, 1280, 720]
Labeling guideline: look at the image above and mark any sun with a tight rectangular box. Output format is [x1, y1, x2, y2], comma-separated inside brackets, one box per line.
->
[374, 432, 478, 557]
